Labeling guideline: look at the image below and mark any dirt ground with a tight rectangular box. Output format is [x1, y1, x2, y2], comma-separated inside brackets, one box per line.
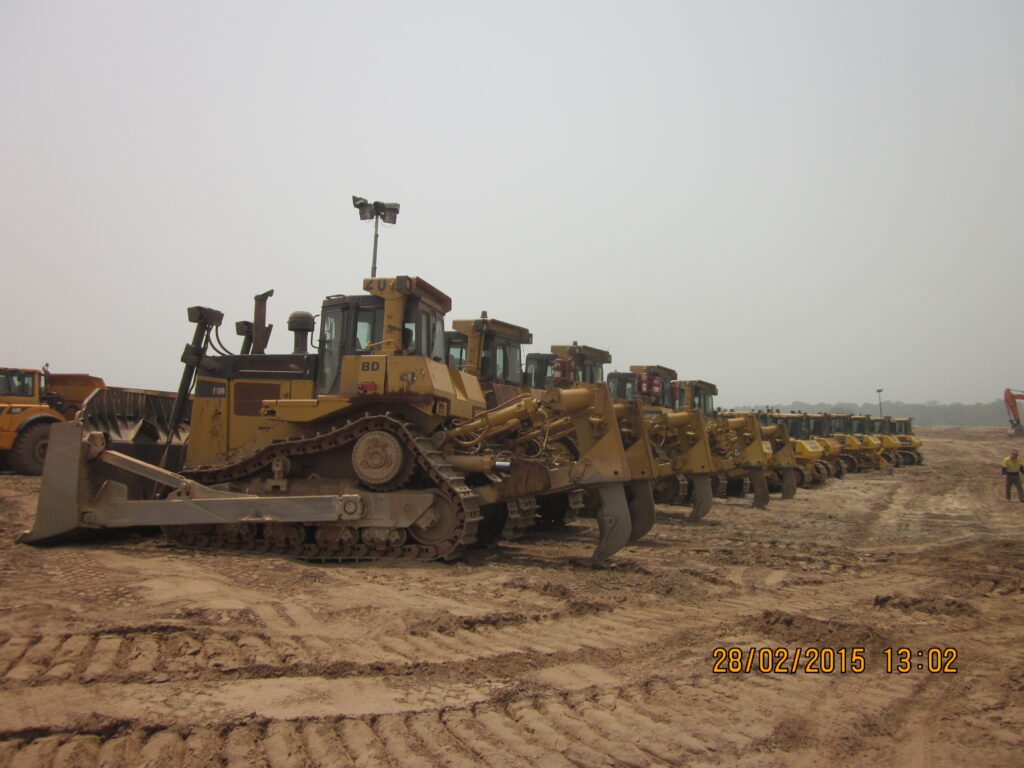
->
[0, 427, 1022, 767]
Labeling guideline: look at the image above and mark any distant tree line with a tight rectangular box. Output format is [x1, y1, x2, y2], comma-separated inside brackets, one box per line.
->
[725, 400, 1007, 428]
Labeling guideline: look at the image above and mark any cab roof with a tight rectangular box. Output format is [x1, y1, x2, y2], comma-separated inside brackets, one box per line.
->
[550, 344, 612, 364]
[451, 316, 533, 343]
[629, 364, 678, 380]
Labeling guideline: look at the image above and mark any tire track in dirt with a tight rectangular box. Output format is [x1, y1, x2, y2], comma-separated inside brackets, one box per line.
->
[0, 624, 1017, 767]
[3, 428, 1023, 766]
[0, 605, 683, 688]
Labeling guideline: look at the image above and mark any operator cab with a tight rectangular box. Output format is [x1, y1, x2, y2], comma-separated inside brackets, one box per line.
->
[525, 353, 557, 389]
[829, 414, 852, 434]
[673, 380, 717, 417]
[806, 414, 830, 437]
[525, 343, 610, 390]
[626, 365, 677, 408]
[317, 278, 448, 395]
[606, 371, 636, 400]
[782, 414, 808, 440]
[0, 368, 37, 401]
[891, 418, 913, 436]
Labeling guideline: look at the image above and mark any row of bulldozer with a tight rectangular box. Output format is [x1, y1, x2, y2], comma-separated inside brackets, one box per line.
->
[19, 275, 922, 565]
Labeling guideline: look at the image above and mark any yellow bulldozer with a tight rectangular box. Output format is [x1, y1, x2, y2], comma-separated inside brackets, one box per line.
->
[889, 417, 923, 464]
[850, 415, 923, 466]
[445, 318, 657, 541]
[718, 409, 799, 500]
[802, 413, 862, 475]
[21, 277, 644, 563]
[672, 380, 776, 509]
[605, 366, 719, 519]
[827, 413, 891, 471]
[756, 411, 842, 486]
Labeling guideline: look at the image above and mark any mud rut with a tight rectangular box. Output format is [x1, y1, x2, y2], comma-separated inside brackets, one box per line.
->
[0, 427, 1022, 767]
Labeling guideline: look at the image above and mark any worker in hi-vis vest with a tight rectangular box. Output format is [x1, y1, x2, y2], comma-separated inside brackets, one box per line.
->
[1003, 449, 1024, 501]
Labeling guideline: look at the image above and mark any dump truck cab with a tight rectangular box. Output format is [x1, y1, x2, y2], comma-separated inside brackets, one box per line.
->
[0, 367, 105, 475]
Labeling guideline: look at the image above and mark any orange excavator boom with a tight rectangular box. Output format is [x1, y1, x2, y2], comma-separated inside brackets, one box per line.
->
[1004, 389, 1024, 437]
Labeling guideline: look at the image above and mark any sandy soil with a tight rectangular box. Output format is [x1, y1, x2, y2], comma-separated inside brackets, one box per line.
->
[0, 427, 1022, 767]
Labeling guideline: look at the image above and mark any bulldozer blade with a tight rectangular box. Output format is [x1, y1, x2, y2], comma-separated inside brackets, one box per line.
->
[750, 468, 770, 508]
[688, 475, 713, 521]
[19, 422, 89, 543]
[780, 468, 797, 499]
[626, 480, 656, 542]
[592, 484, 632, 562]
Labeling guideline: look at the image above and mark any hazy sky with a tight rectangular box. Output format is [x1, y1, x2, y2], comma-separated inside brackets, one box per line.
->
[2, 1, 1021, 406]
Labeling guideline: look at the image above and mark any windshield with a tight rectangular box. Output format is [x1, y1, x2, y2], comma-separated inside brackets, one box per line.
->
[525, 356, 554, 389]
[356, 306, 384, 351]
[607, 374, 634, 399]
[0, 371, 35, 398]
[447, 336, 467, 368]
[483, 334, 524, 384]
[692, 388, 714, 417]
[579, 358, 603, 383]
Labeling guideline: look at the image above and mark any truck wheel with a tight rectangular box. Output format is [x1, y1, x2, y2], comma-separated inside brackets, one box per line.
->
[9, 422, 53, 475]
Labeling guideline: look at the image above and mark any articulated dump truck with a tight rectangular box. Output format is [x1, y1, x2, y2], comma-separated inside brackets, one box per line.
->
[0, 367, 106, 475]
[21, 277, 644, 564]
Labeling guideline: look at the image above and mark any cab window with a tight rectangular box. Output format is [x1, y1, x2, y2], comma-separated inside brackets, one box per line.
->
[693, 389, 714, 416]
[579, 359, 602, 384]
[494, 339, 522, 384]
[524, 357, 553, 389]
[1, 371, 35, 397]
[447, 337, 467, 368]
[317, 309, 343, 394]
[495, 345, 508, 381]
[429, 314, 446, 361]
[356, 307, 383, 351]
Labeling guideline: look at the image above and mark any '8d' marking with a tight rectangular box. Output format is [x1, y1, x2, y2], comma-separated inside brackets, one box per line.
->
[361, 361, 381, 371]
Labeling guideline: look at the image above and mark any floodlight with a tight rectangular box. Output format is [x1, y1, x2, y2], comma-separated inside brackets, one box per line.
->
[381, 202, 400, 225]
[352, 194, 400, 277]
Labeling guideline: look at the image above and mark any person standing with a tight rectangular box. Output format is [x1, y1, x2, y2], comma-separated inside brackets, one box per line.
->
[1003, 449, 1024, 501]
